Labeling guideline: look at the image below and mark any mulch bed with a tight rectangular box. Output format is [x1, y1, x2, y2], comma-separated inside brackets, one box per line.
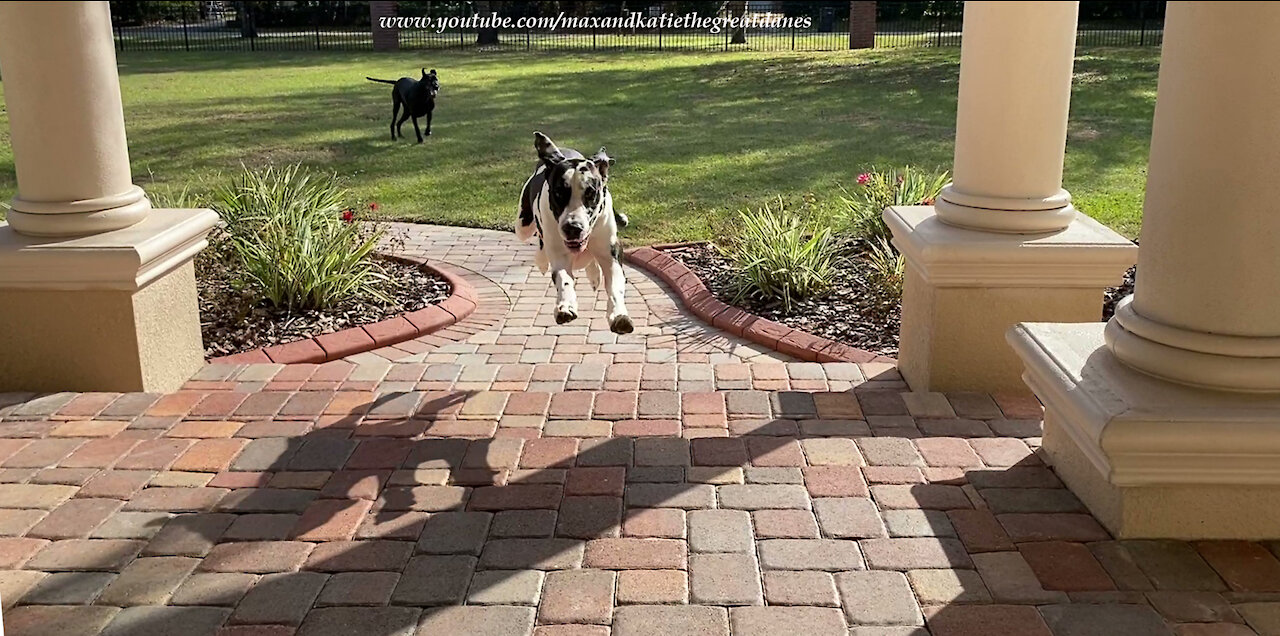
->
[669, 241, 1137, 358]
[1103, 265, 1137, 321]
[666, 242, 902, 357]
[196, 251, 450, 359]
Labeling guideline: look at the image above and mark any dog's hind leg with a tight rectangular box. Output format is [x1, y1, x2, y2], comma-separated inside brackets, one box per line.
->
[395, 109, 410, 141]
[551, 266, 579, 324]
[586, 260, 602, 292]
[390, 100, 401, 140]
[600, 247, 633, 334]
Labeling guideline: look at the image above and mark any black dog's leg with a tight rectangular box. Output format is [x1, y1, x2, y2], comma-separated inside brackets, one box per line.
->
[395, 110, 411, 141]
[425, 108, 433, 137]
[390, 99, 401, 141]
[411, 116, 423, 143]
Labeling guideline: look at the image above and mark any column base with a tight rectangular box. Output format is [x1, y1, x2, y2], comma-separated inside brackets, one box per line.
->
[1010, 322, 1280, 539]
[0, 209, 217, 392]
[885, 206, 1136, 393]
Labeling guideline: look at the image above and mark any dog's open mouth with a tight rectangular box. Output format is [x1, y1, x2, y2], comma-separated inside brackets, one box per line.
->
[564, 238, 588, 252]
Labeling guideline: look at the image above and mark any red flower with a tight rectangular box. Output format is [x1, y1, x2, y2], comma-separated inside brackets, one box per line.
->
[856, 173, 871, 185]
[369, 202, 380, 211]
[341, 209, 355, 223]
[922, 198, 935, 206]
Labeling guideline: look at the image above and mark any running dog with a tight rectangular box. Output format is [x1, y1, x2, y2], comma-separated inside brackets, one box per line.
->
[516, 132, 633, 334]
[366, 68, 438, 143]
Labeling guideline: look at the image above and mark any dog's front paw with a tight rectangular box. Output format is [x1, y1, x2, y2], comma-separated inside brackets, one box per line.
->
[555, 306, 579, 324]
[609, 314, 634, 335]
[425, 130, 432, 136]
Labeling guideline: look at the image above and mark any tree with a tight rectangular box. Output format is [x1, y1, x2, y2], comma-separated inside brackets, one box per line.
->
[236, 1, 258, 38]
[476, 0, 500, 46]
[728, 1, 747, 44]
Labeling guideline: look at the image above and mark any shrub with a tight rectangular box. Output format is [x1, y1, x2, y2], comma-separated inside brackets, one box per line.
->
[723, 197, 839, 313]
[842, 166, 949, 242]
[212, 164, 388, 312]
[864, 236, 906, 298]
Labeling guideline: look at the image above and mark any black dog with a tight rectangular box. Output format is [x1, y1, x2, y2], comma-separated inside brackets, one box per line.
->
[366, 68, 438, 143]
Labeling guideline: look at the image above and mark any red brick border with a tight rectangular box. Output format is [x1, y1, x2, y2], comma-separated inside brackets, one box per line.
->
[208, 256, 477, 365]
[625, 245, 895, 365]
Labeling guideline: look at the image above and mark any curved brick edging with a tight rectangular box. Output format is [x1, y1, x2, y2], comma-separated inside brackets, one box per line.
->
[625, 244, 896, 365]
[209, 255, 478, 365]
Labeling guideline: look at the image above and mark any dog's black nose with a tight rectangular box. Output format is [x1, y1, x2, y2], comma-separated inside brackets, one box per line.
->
[563, 222, 585, 240]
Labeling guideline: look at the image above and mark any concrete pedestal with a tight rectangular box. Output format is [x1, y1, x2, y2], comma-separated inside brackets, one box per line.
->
[0, 210, 217, 392]
[1011, 323, 1280, 538]
[888, 206, 1136, 393]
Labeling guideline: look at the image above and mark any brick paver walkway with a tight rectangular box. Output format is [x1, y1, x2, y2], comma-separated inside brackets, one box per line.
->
[0, 225, 1276, 636]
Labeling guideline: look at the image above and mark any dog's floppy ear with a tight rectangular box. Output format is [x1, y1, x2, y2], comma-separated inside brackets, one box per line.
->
[429, 69, 437, 75]
[592, 146, 615, 181]
[534, 131, 563, 164]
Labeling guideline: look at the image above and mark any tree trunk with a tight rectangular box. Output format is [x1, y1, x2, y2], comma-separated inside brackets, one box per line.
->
[236, 2, 257, 38]
[730, 1, 747, 44]
[476, 0, 500, 45]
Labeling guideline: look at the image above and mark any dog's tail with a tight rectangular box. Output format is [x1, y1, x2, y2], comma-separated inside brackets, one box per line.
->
[366, 76, 397, 85]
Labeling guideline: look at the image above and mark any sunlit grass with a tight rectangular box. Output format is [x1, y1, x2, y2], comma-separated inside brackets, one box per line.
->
[0, 47, 1158, 243]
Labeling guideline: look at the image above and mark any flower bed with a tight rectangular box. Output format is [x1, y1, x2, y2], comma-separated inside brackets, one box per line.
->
[160, 163, 475, 364]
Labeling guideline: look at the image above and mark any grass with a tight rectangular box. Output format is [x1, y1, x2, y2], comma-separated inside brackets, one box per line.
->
[0, 46, 1158, 243]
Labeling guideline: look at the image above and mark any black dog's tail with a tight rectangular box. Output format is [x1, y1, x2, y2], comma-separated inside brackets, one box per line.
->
[366, 76, 397, 85]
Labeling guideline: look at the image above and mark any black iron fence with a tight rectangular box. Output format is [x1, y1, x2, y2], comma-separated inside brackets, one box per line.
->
[110, 1, 1166, 54]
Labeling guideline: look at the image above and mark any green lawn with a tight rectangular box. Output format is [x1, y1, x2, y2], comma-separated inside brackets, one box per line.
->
[0, 47, 1158, 243]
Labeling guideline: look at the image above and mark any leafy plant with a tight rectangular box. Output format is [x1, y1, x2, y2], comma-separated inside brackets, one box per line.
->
[864, 236, 906, 298]
[723, 197, 839, 313]
[212, 164, 388, 312]
[841, 166, 949, 242]
[148, 184, 206, 209]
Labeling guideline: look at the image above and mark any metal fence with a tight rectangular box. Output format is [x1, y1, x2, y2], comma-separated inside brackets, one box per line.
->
[874, 1, 1164, 49]
[112, 1, 373, 52]
[111, 1, 1166, 54]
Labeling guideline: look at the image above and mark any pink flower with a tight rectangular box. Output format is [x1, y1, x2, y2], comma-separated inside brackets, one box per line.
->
[922, 198, 935, 206]
[341, 209, 355, 223]
[369, 202, 380, 211]
[856, 173, 871, 185]
[896, 175, 905, 184]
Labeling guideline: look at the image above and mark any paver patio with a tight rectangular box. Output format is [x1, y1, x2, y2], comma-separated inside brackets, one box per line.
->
[0, 225, 1275, 636]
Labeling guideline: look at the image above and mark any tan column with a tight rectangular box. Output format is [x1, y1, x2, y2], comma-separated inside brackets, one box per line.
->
[935, 1, 1079, 234]
[0, 1, 150, 237]
[886, 0, 1134, 393]
[1105, 1, 1280, 392]
[0, 2, 216, 392]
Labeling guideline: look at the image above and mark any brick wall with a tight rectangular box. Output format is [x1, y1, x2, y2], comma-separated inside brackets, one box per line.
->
[370, 1, 398, 51]
[849, 1, 876, 49]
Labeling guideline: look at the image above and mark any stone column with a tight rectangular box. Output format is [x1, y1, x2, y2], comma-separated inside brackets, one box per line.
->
[848, 1, 876, 50]
[935, 1, 1079, 233]
[0, 2, 150, 237]
[0, 2, 216, 392]
[1010, 2, 1280, 538]
[370, 1, 399, 51]
[1105, 1, 1280, 393]
[886, 0, 1136, 392]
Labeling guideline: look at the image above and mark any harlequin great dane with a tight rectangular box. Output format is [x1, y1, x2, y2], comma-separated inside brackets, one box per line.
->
[516, 131, 633, 334]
